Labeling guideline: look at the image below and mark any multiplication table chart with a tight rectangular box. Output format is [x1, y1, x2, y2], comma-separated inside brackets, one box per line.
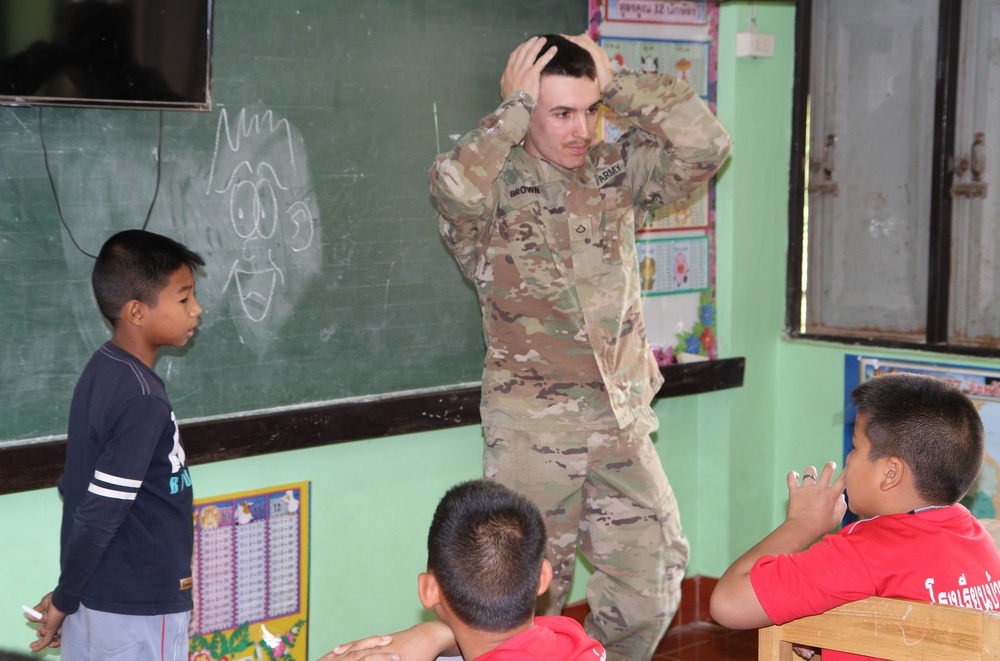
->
[191, 482, 310, 661]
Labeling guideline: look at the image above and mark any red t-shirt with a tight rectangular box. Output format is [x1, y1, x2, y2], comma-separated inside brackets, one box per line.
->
[477, 616, 606, 661]
[750, 504, 1000, 661]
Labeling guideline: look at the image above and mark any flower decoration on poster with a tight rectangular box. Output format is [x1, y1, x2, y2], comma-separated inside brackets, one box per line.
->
[190, 620, 305, 661]
[191, 482, 310, 661]
[652, 290, 717, 365]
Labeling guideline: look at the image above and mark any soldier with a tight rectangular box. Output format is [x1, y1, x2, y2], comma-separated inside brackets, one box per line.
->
[328, 33, 731, 661]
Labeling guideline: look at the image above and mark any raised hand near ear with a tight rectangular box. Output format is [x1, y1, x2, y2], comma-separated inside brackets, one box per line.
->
[500, 36, 557, 101]
[786, 461, 847, 539]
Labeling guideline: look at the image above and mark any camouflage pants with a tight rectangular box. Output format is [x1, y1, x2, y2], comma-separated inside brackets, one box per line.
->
[483, 409, 689, 661]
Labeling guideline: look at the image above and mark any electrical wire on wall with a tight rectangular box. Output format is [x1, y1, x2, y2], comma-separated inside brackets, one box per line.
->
[38, 108, 165, 258]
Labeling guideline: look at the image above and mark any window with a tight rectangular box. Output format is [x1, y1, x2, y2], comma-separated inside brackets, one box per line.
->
[787, 0, 1000, 354]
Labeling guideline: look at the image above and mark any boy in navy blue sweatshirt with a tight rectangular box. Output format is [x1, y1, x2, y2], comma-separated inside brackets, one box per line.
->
[27, 230, 204, 660]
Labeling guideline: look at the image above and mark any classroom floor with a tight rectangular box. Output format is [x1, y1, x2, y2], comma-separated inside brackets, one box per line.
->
[561, 576, 760, 660]
[652, 622, 759, 660]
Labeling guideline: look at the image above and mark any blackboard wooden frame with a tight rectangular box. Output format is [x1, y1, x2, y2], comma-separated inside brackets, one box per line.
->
[0, 358, 744, 495]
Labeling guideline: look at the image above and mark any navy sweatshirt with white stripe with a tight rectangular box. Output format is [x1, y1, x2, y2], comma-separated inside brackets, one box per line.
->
[53, 342, 194, 616]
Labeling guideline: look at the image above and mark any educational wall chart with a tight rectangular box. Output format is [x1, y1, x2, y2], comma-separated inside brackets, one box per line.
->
[845, 357, 1000, 520]
[190, 482, 310, 661]
[589, 0, 722, 364]
[638, 236, 709, 296]
[601, 37, 710, 98]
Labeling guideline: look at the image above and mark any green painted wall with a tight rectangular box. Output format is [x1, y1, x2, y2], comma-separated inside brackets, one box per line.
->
[716, 1, 796, 562]
[0, 426, 485, 657]
[0, 383, 712, 660]
[9, 3, 1000, 660]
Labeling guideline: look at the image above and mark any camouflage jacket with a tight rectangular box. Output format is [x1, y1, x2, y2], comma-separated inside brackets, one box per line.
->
[430, 70, 732, 431]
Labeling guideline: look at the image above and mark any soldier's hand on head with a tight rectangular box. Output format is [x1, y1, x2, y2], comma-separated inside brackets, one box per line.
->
[500, 36, 557, 101]
[563, 33, 614, 91]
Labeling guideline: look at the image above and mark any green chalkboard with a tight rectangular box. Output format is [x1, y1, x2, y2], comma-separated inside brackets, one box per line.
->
[0, 0, 586, 445]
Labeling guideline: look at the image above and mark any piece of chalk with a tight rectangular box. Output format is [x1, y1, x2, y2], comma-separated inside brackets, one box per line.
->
[22, 605, 43, 619]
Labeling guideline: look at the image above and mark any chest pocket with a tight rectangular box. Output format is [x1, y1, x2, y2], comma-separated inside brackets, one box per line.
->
[496, 195, 565, 289]
[601, 186, 637, 266]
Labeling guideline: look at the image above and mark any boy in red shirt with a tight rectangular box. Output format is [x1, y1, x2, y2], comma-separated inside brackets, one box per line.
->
[325, 480, 605, 661]
[710, 372, 1000, 661]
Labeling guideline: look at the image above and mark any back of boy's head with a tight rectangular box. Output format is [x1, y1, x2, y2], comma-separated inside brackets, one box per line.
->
[427, 479, 547, 633]
[534, 34, 596, 81]
[851, 372, 984, 504]
[92, 229, 205, 325]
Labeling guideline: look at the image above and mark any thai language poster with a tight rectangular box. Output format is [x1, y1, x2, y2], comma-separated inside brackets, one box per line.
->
[590, 0, 722, 363]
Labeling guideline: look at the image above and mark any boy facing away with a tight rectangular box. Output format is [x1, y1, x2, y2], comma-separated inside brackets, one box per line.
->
[325, 479, 606, 661]
[26, 230, 204, 661]
[710, 372, 1000, 661]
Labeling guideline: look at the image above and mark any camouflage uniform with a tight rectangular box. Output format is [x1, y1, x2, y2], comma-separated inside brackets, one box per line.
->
[429, 70, 731, 661]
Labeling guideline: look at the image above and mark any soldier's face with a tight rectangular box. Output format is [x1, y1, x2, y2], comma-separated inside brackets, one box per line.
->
[524, 73, 602, 170]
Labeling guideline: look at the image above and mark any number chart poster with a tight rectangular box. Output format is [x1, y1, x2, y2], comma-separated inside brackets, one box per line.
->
[190, 482, 310, 661]
[845, 357, 1000, 520]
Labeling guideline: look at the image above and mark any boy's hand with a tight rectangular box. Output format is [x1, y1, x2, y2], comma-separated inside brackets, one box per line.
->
[500, 36, 557, 101]
[785, 461, 847, 540]
[710, 460, 846, 629]
[562, 33, 614, 91]
[320, 621, 458, 661]
[27, 592, 66, 652]
[321, 634, 396, 661]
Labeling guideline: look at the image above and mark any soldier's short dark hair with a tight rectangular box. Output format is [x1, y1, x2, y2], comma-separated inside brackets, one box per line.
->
[92, 229, 205, 325]
[852, 372, 984, 504]
[534, 34, 597, 81]
[427, 479, 547, 632]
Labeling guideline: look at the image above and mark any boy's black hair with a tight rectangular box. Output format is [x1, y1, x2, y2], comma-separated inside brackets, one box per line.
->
[533, 34, 597, 81]
[852, 372, 984, 504]
[427, 479, 547, 632]
[92, 229, 205, 324]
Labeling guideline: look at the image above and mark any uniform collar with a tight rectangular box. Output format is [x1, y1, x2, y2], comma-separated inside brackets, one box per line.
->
[511, 145, 597, 187]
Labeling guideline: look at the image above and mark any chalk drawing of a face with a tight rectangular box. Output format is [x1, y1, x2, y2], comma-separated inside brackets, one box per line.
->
[205, 107, 320, 354]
